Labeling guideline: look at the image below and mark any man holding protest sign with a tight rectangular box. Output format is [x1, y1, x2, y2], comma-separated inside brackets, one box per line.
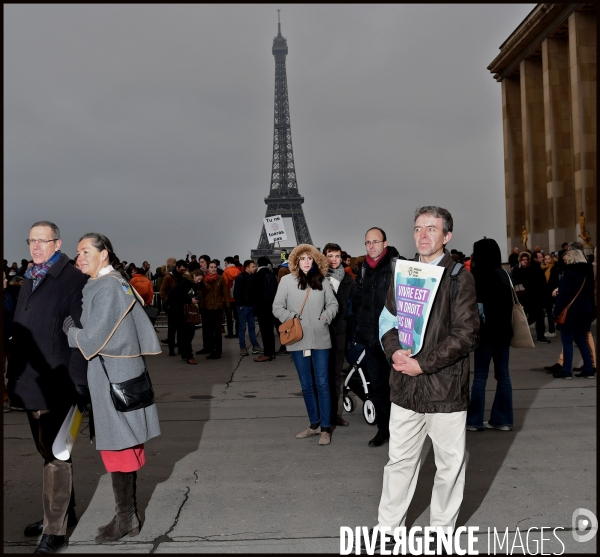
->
[374, 206, 479, 540]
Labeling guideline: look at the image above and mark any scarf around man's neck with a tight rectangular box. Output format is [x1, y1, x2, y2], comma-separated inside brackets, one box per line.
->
[327, 265, 346, 283]
[25, 250, 62, 290]
[365, 247, 388, 269]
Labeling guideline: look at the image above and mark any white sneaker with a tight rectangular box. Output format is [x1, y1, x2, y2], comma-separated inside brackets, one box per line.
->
[544, 332, 556, 338]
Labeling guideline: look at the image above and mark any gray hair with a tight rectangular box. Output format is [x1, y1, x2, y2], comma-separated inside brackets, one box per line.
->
[565, 242, 587, 265]
[414, 206, 453, 235]
[30, 221, 60, 240]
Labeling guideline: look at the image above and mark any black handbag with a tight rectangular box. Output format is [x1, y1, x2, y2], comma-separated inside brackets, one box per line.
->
[98, 355, 155, 413]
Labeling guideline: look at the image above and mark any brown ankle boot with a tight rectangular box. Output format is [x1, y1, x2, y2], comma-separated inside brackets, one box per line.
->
[95, 471, 141, 543]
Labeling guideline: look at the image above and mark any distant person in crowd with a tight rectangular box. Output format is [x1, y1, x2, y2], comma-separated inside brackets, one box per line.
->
[557, 242, 569, 272]
[277, 250, 291, 283]
[233, 255, 243, 270]
[7, 261, 18, 279]
[541, 253, 559, 338]
[356, 226, 400, 447]
[198, 260, 229, 360]
[188, 255, 200, 273]
[168, 269, 204, 365]
[125, 262, 136, 279]
[154, 267, 164, 292]
[199, 255, 210, 273]
[373, 206, 479, 548]
[508, 246, 520, 270]
[66, 232, 160, 544]
[7, 275, 25, 305]
[141, 261, 153, 280]
[463, 256, 471, 272]
[3, 273, 15, 412]
[223, 257, 242, 338]
[233, 260, 262, 357]
[251, 257, 278, 362]
[17, 258, 30, 277]
[341, 251, 356, 279]
[272, 244, 338, 446]
[466, 238, 514, 432]
[323, 243, 357, 428]
[214, 259, 224, 276]
[7, 221, 89, 553]
[512, 251, 549, 344]
[130, 267, 154, 307]
[162, 259, 187, 356]
[551, 243, 596, 379]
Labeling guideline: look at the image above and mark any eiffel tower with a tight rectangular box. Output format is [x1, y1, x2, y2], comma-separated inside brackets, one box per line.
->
[251, 13, 315, 265]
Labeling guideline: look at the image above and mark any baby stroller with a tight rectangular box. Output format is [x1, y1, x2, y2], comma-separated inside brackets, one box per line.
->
[342, 349, 377, 425]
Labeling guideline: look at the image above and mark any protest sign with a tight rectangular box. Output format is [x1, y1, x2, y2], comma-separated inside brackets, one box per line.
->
[263, 215, 287, 244]
[391, 259, 444, 356]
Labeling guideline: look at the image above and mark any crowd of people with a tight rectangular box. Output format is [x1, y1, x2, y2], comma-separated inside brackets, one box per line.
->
[2, 209, 597, 553]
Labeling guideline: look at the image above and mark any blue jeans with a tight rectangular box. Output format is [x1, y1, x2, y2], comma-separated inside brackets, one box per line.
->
[291, 349, 331, 428]
[237, 306, 258, 349]
[561, 328, 594, 373]
[467, 337, 513, 428]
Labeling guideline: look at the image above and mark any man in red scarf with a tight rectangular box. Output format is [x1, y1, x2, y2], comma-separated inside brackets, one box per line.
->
[356, 227, 400, 447]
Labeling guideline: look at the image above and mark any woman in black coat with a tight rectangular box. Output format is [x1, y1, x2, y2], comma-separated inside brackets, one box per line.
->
[466, 238, 514, 431]
[552, 246, 595, 379]
[167, 269, 204, 365]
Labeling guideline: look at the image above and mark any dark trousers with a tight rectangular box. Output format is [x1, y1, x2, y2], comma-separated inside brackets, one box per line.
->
[256, 307, 275, 357]
[167, 308, 177, 352]
[204, 309, 224, 355]
[362, 344, 392, 435]
[329, 332, 346, 423]
[27, 405, 76, 535]
[224, 305, 239, 336]
[176, 321, 196, 360]
[543, 296, 555, 334]
[525, 302, 546, 340]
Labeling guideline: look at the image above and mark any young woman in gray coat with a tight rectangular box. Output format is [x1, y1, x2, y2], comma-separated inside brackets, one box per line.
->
[66, 233, 161, 544]
[272, 244, 338, 445]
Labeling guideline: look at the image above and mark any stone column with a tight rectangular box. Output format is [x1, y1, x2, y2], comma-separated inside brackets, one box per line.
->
[520, 57, 548, 251]
[542, 36, 574, 252]
[569, 10, 596, 246]
[502, 76, 526, 255]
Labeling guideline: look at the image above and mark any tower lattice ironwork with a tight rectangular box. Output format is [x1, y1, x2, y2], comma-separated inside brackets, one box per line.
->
[256, 14, 313, 251]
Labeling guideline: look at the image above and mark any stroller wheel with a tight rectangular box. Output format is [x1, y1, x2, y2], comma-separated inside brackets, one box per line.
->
[363, 399, 376, 425]
[343, 395, 355, 413]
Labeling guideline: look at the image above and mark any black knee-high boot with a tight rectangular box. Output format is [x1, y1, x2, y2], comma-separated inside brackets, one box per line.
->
[95, 471, 140, 543]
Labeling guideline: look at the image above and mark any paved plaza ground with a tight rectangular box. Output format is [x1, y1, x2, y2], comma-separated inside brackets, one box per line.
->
[3, 324, 597, 554]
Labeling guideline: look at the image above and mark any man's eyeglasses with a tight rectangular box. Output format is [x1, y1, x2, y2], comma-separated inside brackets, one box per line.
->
[364, 240, 384, 247]
[26, 239, 57, 246]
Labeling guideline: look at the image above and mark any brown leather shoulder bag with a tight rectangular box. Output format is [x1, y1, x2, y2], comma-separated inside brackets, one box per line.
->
[278, 287, 311, 346]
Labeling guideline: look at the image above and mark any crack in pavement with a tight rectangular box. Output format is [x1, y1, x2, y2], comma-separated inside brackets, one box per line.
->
[149, 469, 198, 554]
[222, 356, 244, 393]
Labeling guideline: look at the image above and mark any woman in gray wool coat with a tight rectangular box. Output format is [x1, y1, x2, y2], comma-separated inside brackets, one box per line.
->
[65, 233, 161, 544]
[272, 244, 338, 446]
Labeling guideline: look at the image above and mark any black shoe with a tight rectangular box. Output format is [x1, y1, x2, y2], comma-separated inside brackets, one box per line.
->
[206, 353, 221, 360]
[25, 509, 77, 537]
[544, 363, 562, 373]
[536, 338, 551, 344]
[553, 371, 573, 379]
[575, 371, 595, 378]
[161, 339, 169, 344]
[368, 431, 389, 447]
[168, 350, 175, 357]
[574, 365, 585, 371]
[224, 334, 236, 338]
[34, 534, 68, 553]
[196, 348, 211, 355]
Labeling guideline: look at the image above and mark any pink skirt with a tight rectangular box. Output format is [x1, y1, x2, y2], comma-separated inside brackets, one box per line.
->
[100, 444, 145, 473]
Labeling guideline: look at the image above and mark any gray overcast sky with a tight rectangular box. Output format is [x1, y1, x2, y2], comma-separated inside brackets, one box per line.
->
[4, 3, 535, 267]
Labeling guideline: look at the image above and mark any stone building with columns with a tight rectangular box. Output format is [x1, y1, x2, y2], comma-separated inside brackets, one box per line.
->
[488, 3, 596, 255]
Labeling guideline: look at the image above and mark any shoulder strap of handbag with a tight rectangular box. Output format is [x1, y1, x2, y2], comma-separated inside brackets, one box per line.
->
[563, 276, 586, 312]
[505, 270, 519, 307]
[297, 287, 311, 317]
[450, 262, 463, 302]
